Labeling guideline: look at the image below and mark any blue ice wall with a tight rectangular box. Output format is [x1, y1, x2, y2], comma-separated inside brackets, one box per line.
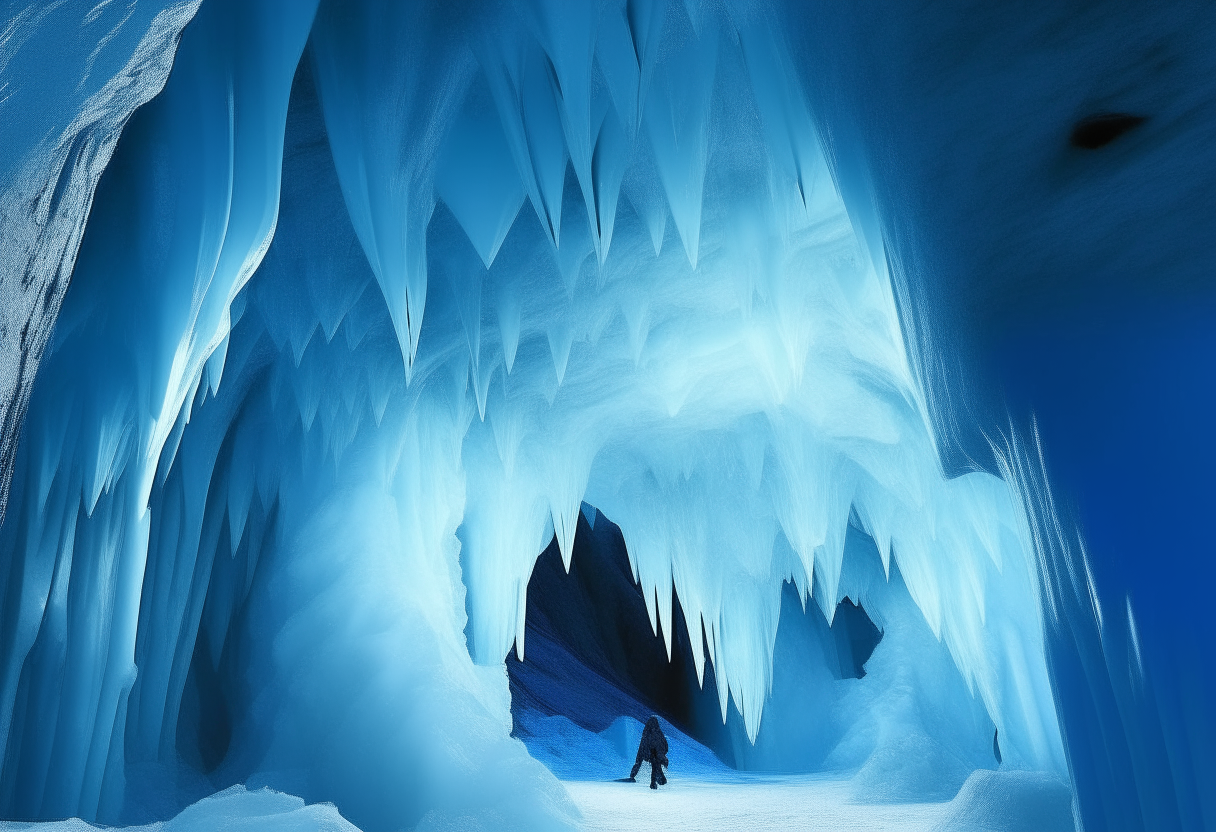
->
[734, 527, 1005, 800]
[783, 2, 1216, 829]
[0, 0, 200, 526]
[159, 58, 576, 832]
[0, 0, 316, 820]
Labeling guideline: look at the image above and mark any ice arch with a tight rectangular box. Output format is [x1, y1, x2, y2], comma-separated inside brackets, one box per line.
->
[2, 0, 1206, 830]
[507, 505, 1014, 802]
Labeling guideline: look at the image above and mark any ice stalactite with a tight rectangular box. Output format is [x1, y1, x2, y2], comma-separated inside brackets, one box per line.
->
[310, 0, 478, 381]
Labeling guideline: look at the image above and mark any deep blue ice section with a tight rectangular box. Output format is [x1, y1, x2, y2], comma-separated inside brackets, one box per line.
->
[0, 0, 316, 820]
[786, 2, 1216, 828]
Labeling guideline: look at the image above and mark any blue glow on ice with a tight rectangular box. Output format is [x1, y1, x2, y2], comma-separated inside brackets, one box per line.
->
[1, 1, 1211, 831]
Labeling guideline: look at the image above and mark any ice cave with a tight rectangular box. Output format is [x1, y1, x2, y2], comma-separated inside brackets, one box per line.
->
[0, 1, 1212, 830]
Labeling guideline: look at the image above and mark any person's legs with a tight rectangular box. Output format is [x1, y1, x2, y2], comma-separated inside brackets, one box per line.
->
[649, 749, 660, 789]
[629, 746, 644, 781]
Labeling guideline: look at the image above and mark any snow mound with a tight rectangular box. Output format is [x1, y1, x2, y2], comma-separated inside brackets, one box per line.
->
[0, 786, 360, 832]
[849, 729, 977, 803]
[934, 770, 1075, 832]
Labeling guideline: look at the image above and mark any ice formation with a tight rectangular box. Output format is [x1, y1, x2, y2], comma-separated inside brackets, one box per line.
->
[1, 1, 1211, 831]
[507, 505, 1057, 803]
[0, 0, 202, 522]
[785, 4, 1216, 830]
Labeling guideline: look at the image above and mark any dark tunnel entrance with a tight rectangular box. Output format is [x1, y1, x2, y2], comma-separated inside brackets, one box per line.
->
[504, 505, 884, 776]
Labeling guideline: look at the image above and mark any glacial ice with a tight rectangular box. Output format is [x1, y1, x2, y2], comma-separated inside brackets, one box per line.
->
[785, 3, 1216, 830]
[1, 0, 1209, 830]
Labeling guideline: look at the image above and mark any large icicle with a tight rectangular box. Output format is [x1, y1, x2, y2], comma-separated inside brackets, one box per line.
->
[310, 1, 475, 381]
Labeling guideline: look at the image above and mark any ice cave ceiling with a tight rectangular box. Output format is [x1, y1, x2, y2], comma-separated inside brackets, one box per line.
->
[0, 1, 1213, 831]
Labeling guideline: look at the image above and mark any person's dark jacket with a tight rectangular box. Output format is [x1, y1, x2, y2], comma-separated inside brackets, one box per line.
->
[629, 716, 669, 784]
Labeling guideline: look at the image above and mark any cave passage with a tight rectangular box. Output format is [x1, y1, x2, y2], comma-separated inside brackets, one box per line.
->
[505, 504, 894, 778]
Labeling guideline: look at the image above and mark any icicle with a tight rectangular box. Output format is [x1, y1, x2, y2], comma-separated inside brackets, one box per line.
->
[642, 11, 717, 268]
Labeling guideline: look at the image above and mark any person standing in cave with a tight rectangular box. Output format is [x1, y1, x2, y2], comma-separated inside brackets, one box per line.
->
[628, 715, 669, 789]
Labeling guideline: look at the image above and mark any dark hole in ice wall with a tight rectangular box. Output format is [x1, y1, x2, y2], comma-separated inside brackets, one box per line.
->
[505, 506, 729, 760]
[505, 505, 885, 771]
[831, 597, 883, 679]
[1068, 113, 1147, 149]
[177, 625, 233, 774]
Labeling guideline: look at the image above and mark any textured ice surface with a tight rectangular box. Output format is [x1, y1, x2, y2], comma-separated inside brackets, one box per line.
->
[0, 0, 201, 522]
[1, 2, 1063, 826]
[0, 0, 318, 821]
[936, 770, 1075, 832]
[0, 776, 1076, 832]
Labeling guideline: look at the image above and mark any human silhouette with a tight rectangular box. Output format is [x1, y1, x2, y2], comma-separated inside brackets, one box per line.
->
[628, 716, 669, 789]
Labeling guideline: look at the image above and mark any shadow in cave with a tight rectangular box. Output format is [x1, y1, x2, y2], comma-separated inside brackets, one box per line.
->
[505, 505, 884, 776]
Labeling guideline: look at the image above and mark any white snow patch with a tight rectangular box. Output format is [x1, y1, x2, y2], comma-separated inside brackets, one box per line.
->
[0, 786, 360, 832]
[564, 770, 1076, 832]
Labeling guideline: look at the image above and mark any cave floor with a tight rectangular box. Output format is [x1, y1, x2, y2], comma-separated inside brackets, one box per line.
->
[562, 775, 952, 832]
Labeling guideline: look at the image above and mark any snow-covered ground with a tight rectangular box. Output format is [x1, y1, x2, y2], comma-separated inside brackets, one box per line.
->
[0, 770, 1074, 832]
[567, 776, 948, 832]
[0, 787, 358, 832]
[565, 770, 1076, 832]
[518, 704, 1075, 831]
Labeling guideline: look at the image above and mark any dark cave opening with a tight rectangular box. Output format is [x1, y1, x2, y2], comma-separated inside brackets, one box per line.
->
[505, 505, 885, 770]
